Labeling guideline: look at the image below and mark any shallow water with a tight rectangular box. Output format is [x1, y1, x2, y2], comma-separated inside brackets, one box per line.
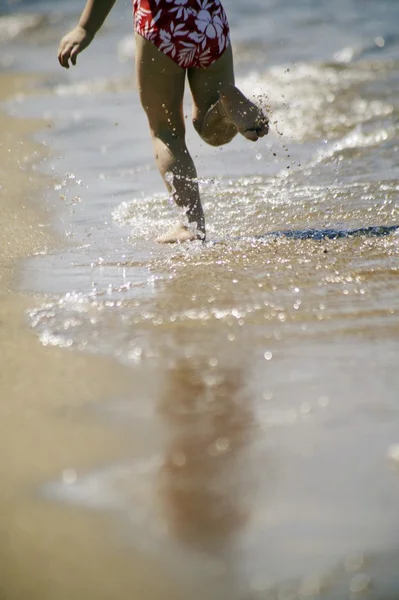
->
[2, 0, 399, 596]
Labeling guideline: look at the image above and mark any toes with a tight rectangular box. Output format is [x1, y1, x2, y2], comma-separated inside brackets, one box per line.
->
[256, 116, 269, 137]
[257, 125, 268, 138]
[243, 129, 259, 142]
[155, 225, 202, 243]
[262, 121, 270, 134]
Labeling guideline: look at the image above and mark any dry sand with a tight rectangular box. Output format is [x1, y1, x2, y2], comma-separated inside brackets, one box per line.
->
[0, 73, 183, 600]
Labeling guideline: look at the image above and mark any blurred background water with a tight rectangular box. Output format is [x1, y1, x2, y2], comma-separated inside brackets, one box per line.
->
[1, 0, 399, 597]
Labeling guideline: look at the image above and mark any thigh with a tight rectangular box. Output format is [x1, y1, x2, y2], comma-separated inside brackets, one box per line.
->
[187, 44, 235, 128]
[135, 33, 186, 137]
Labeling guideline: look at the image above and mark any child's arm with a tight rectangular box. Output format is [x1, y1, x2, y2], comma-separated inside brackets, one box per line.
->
[58, 0, 116, 69]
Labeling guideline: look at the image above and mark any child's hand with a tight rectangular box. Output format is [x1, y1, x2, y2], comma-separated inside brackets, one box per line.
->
[58, 26, 94, 68]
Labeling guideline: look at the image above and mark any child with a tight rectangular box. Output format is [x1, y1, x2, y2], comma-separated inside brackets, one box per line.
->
[58, 0, 269, 242]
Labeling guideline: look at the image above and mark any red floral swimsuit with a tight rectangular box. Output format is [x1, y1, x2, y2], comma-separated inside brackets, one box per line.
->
[133, 0, 230, 69]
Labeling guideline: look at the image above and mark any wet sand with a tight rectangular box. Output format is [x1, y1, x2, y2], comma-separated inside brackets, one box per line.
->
[0, 74, 175, 600]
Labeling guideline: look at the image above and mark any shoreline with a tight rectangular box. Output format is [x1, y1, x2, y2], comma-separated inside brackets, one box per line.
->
[0, 73, 157, 600]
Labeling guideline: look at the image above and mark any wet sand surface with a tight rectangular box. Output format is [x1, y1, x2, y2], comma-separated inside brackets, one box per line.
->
[0, 75, 170, 600]
[1, 0, 399, 597]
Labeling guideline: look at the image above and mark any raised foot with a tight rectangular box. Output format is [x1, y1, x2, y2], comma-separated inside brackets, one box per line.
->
[156, 223, 204, 244]
[220, 84, 269, 142]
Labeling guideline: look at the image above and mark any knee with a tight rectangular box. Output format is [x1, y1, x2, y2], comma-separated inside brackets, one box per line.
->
[149, 127, 189, 170]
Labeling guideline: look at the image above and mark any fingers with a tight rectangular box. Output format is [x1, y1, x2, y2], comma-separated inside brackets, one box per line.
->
[70, 47, 79, 66]
[57, 44, 64, 67]
[58, 55, 69, 68]
[58, 41, 71, 69]
[58, 39, 79, 69]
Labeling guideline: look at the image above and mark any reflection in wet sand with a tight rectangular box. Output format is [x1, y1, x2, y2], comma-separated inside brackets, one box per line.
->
[147, 267, 258, 598]
[158, 357, 252, 553]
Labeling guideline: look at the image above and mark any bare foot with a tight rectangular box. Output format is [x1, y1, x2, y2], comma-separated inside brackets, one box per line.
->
[219, 84, 269, 142]
[156, 223, 204, 244]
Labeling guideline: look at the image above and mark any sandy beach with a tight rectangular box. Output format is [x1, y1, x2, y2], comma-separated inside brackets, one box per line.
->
[0, 73, 160, 600]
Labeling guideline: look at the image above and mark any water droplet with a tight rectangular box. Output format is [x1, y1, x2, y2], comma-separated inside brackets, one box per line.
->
[264, 351, 273, 361]
[61, 468, 77, 485]
[386, 443, 399, 464]
[215, 437, 229, 453]
[300, 402, 312, 415]
[345, 554, 365, 573]
[349, 573, 371, 594]
[318, 396, 330, 408]
[256, 152, 262, 160]
[204, 372, 224, 387]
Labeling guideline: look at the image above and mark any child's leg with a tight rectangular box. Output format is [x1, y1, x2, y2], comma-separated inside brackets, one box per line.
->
[135, 33, 205, 243]
[188, 44, 269, 146]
